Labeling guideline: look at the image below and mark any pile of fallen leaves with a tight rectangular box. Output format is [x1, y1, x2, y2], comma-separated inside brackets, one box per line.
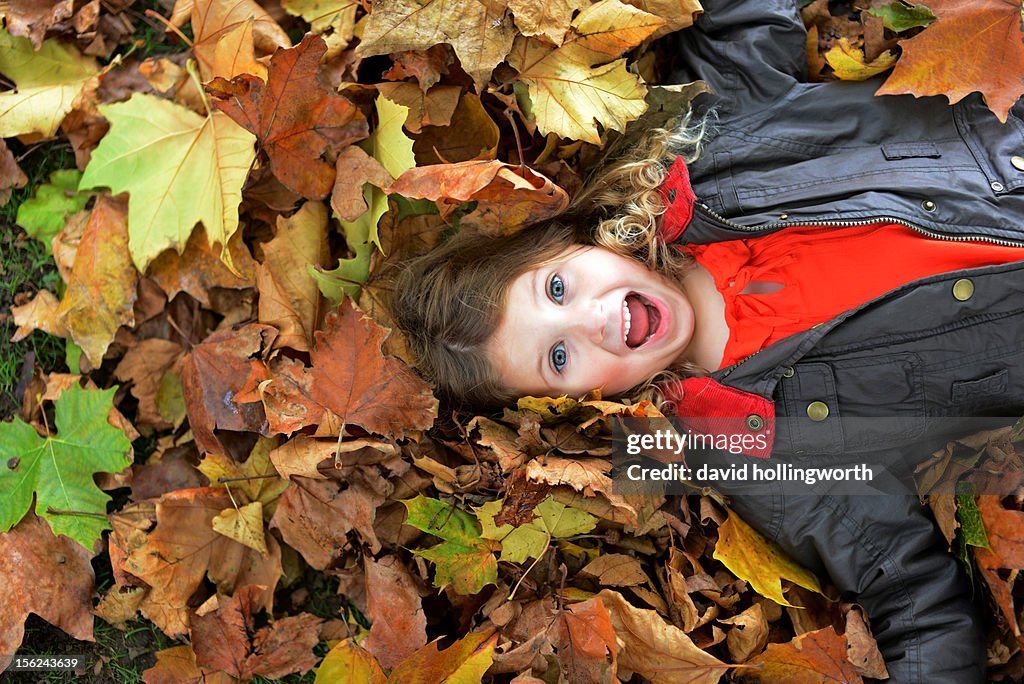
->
[2, 0, 1024, 681]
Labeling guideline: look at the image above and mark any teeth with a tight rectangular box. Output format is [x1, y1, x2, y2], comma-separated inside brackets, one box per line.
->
[623, 299, 631, 343]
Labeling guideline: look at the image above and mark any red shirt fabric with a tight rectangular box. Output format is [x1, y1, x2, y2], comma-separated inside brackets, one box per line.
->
[685, 223, 1024, 370]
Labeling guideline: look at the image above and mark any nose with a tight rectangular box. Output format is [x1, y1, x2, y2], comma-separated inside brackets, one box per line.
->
[568, 298, 606, 345]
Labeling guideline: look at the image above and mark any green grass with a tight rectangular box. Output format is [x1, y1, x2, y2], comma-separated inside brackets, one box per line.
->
[0, 143, 74, 419]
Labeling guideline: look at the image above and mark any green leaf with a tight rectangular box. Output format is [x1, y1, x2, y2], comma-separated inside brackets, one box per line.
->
[865, 2, 936, 32]
[15, 169, 92, 252]
[310, 185, 388, 302]
[0, 28, 100, 138]
[956, 481, 989, 549]
[0, 384, 133, 550]
[401, 494, 498, 595]
[475, 495, 598, 564]
[366, 94, 416, 183]
[314, 640, 387, 684]
[79, 92, 257, 272]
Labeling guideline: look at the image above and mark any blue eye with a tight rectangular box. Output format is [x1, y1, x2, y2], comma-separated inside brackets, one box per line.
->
[551, 342, 567, 372]
[548, 274, 565, 303]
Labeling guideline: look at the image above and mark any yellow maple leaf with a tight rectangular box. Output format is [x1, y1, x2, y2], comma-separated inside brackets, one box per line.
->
[79, 92, 257, 272]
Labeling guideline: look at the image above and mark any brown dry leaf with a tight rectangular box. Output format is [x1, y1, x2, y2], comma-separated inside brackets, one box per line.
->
[11, 289, 68, 341]
[331, 146, 394, 221]
[0, 138, 27, 205]
[180, 323, 276, 455]
[580, 553, 649, 587]
[208, 34, 369, 200]
[308, 301, 438, 439]
[470, 416, 527, 472]
[842, 603, 887, 679]
[173, 0, 290, 80]
[553, 597, 618, 682]
[507, 0, 589, 45]
[0, 514, 95, 658]
[148, 225, 255, 309]
[387, 159, 568, 234]
[271, 476, 386, 565]
[876, 0, 1024, 122]
[269, 436, 397, 480]
[55, 196, 137, 366]
[412, 92, 500, 165]
[141, 644, 238, 684]
[719, 603, 768, 663]
[974, 493, 1024, 637]
[256, 201, 331, 352]
[94, 585, 147, 629]
[375, 82, 461, 134]
[381, 45, 454, 91]
[122, 488, 282, 637]
[1, 0, 74, 49]
[523, 455, 649, 527]
[358, 0, 515, 91]
[387, 627, 499, 681]
[598, 589, 728, 683]
[740, 626, 863, 683]
[191, 586, 322, 679]
[363, 553, 428, 668]
[114, 339, 186, 430]
[253, 356, 341, 437]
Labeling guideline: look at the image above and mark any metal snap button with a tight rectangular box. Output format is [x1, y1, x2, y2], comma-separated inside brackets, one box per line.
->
[746, 414, 765, 432]
[952, 278, 974, 301]
[1012, 156, 1024, 171]
[782, 367, 795, 378]
[807, 401, 829, 421]
[992, 181, 1005, 192]
[921, 200, 936, 212]
[779, 213, 788, 220]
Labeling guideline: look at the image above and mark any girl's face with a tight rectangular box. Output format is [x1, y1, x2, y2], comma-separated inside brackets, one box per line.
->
[488, 244, 695, 398]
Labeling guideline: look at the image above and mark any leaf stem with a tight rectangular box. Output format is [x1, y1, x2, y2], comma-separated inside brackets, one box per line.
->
[144, 9, 193, 47]
[217, 474, 279, 483]
[508, 531, 550, 600]
[46, 507, 108, 519]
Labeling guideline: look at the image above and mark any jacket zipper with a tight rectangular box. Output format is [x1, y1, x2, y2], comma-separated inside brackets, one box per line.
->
[697, 203, 1024, 248]
[696, 203, 1024, 380]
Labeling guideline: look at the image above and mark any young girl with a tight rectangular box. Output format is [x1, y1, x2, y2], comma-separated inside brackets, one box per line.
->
[390, 1, 1024, 681]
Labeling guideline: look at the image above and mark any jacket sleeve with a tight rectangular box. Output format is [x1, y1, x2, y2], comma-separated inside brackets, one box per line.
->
[671, 0, 808, 118]
[726, 477, 986, 683]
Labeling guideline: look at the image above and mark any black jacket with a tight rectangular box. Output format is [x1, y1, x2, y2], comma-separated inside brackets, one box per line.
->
[662, 1, 1024, 681]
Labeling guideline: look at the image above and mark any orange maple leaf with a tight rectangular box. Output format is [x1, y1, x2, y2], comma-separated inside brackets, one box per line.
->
[876, 0, 1024, 122]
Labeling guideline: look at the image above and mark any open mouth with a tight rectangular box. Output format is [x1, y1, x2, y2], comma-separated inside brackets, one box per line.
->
[623, 293, 662, 348]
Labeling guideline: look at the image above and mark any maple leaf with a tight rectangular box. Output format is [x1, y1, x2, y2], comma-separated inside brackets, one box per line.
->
[411, 91, 501, 165]
[207, 34, 369, 200]
[0, 384, 132, 550]
[312, 186, 388, 302]
[507, 0, 663, 143]
[256, 200, 331, 352]
[0, 0, 73, 49]
[0, 28, 100, 138]
[198, 437, 288, 508]
[55, 196, 138, 367]
[114, 339, 186, 430]
[375, 82, 461, 135]
[15, 169, 91, 251]
[121, 488, 282, 637]
[386, 159, 569, 233]
[713, 509, 825, 608]
[739, 626, 864, 684]
[308, 301, 438, 439]
[191, 586, 322, 679]
[476, 495, 598, 563]
[625, 0, 703, 36]
[876, 0, 1024, 122]
[598, 589, 728, 683]
[331, 145, 394, 221]
[79, 92, 257, 272]
[0, 514, 95, 659]
[402, 494, 499, 595]
[552, 597, 618, 683]
[148, 225, 256, 308]
[358, 0, 516, 91]
[363, 554, 428, 668]
[865, 1, 936, 32]
[507, 0, 589, 45]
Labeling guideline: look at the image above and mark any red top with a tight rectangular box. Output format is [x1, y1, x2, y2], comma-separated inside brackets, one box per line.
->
[686, 223, 1024, 370]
